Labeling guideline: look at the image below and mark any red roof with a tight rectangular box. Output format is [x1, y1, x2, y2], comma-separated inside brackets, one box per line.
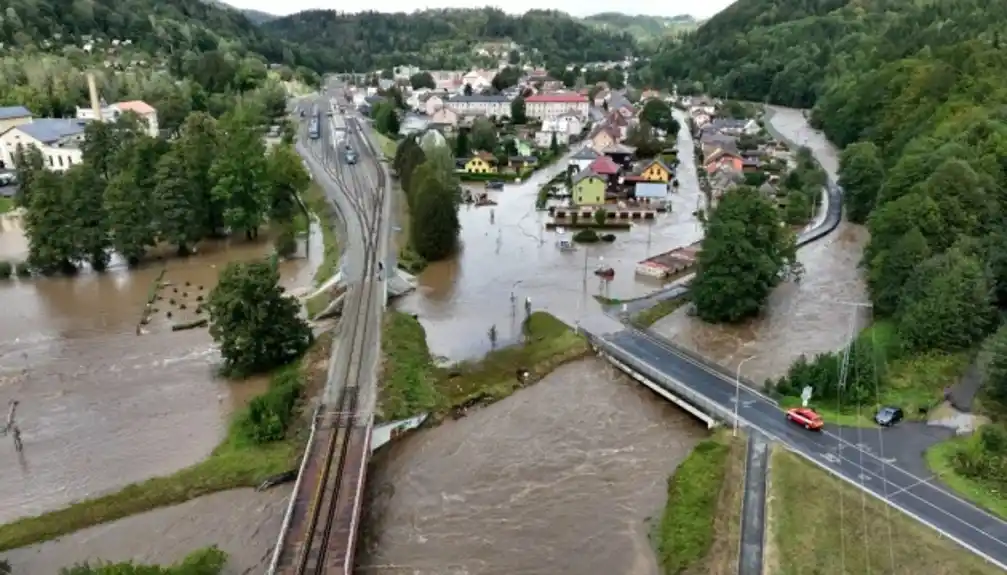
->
[587, 156, 620, 175]
[526, 93, 588, 104]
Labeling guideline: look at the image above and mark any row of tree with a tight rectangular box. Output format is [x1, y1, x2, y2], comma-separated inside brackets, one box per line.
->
[17, 104, 309, 274]
[393, 135, 461, 262]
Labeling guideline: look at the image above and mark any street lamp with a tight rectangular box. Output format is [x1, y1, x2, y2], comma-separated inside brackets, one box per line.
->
[734, 355, 758, 437]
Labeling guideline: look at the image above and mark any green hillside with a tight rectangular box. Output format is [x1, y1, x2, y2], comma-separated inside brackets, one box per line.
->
[582, 13, 701, 44]
[262, 8, 638, 71]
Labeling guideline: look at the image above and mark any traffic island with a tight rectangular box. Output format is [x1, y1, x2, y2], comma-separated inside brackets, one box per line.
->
[651, 431, 745, 575]
[377, 311, 590, 424]
[0, 333, 334, 552]
[763, 446, 1001, 575]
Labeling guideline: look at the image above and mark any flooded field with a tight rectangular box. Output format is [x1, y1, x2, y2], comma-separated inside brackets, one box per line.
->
[3, 488, 289, 573]
[356, 358, 707, 575]
[396, 117, 706, 361]
[651, 107, 870, 384]
[0, 215, 322, 523]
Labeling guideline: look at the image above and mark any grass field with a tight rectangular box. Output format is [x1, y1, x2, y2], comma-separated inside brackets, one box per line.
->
[765, 446, 1001, 575]
[652, 431, 745, 575]
[374, 132, 398, 161]
[377, 311, 590, 423]
[0, 334, 334, 551]
[632, 296, 689, 328]
[0, 196, 12, 213]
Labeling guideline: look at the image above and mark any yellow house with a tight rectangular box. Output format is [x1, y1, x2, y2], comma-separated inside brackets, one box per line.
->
[463, 152, 497, 174]
[638, 159, 672, 183]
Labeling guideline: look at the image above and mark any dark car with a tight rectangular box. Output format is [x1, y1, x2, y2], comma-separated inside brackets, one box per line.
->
[874, 406, 904, 427]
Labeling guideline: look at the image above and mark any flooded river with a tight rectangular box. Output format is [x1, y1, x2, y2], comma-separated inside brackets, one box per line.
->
[0, 215, 322, 523]
[356, 358, 706, 575]
[651, 106, 870, 384]
[395, 119, 706, 361]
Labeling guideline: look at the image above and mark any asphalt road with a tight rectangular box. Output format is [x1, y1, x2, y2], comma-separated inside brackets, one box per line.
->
[602, 327, 1007, 568]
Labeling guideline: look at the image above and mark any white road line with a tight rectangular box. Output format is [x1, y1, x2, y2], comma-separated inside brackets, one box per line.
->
[887, 474, 937, 498]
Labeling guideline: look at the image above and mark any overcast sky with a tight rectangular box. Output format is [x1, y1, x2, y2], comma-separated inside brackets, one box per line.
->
[225, 0, 735, 20]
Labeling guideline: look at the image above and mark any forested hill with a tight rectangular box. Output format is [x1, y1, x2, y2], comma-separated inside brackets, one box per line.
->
[262, 9, 638, 72]
[582, 13, 700, 44]
[1, 0, 304, 68]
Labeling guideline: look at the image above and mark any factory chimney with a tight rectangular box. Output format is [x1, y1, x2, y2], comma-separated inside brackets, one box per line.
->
[87, 72, 102, 122]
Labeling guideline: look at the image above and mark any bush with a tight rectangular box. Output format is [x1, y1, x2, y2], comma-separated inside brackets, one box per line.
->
[15, 263, 31, 277]
[601, 233, 616, 242]
[59, 546, 227, 574]
[0, 261, 11, 280]
[572, 229, 600, 243]
[274, 224, 298, 258]
[951, 425, 1007, 491]
[235, 366, 302, 445]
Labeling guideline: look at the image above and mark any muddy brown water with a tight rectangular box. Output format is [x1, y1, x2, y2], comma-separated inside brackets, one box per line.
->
[355, 358, 707, 575]
[395, 116, 707, 361]
[651, 107, 870, 384]
[0, 214, 322, 524]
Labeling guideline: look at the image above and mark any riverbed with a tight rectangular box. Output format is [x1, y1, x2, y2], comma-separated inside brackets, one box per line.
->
[0, 219, 322, 523]
[395, 121, 706, 361]
[650, 106, 870, 384]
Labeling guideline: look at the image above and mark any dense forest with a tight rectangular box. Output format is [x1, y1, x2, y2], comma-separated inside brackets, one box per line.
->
[659, 0, 1007, 495]
[582, 13, 700, 47]
[263, 8, 638, 71]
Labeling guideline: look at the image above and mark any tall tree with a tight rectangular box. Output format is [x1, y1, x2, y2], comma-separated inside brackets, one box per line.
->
[24, 170, 76, 274]
[207, 258, 313, 377]
[12, 146, 44, 207]
[265, 143, 310, 223]
[837, 141, 884, 224]
[510, 97, 527, 124]
[64, 164, 111, 270]
[470, 118, 497, 153]
[175, 113, 221, 236]
[210, 105, 268, 239]
[691, 187, 797, 323]
[154, 150, 204, 255]
[409, 160, 460, 261]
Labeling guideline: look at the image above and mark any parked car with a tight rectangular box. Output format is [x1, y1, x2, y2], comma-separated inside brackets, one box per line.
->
[874, 406, 904, 427]
[786, 407, 824, 431]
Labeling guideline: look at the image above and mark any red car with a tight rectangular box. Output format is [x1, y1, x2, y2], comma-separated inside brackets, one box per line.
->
[786, 407, 824, 431]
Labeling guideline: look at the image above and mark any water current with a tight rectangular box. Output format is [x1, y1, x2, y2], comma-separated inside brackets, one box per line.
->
[650, 106, 870, 384]
[0, 216, 322, 523]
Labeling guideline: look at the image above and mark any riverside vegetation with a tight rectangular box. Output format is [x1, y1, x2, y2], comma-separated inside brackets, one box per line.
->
[377, 311, 589, 423]
[644, 0, 1007, 513]
[0, 259, 324, 551]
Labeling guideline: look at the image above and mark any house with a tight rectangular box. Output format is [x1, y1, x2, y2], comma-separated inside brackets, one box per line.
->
[572, 170, 607, 206]
[463, 151, 497, 174]
[76, 100, 159, 137]
[399, 113, 430, 137]
[509, 156, 538, 171]
[700, 130, 738, 153]
[424, 94, 445, 115]
[705, 149, 744, 175]
[589, 125, 620, 151]
[592, 89, 609, 108]
[600, 144, 636, 167]
[431, 70, 464, 91]
[569, 147, 600, 172]
[586, 155, 621, 179]
[0, 118, 87, 171]
[524, 93, 590, 121]
[430, 107, 459, 130]
[635, 158, 673, 183]
[0, 106, 33, 168]
[633, 181, 669, 205]
[535, 129, 569, 148]
[446, 94, 511, 119]
[461, 69, 495, 92]
[710, 118, 759, 136]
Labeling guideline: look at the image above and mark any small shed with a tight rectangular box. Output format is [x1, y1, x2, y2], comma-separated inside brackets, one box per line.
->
[634, 182, 669, 206]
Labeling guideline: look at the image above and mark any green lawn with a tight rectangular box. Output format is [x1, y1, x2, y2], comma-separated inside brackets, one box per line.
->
[926, 437, 1007, 520]
[375, 132, 398, 160]
[0, 334, 334, 551]
[0, 196, 12, 213]
[631, 296, 689, 328]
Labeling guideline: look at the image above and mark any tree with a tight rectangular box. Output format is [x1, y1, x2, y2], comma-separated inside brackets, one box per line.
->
[838, 141, 884, 224]
[867, 227, 931, 317]
[64, 164, 111, 270]
[175, 113, 221, 236]
[265, 143, 310, 223]
[491, 67, 521, 91]
[210, 105, 269, 239]
[463, 83, 473, 96]
[640, 98, 679, 137]
[24, 170, 76, 274]
[394, 135, 428, 205]
[470, 118, 498, 153]
[691, 187, 797, 323]
[154, 150, 204, 255]
[896, 248, 994, 353]
[981, 324, 1007, 412]
[550, 131, 559, 154]
[625, 122, 662, 158]
[454, 129, 470, 159]
[13, 145, 44, 207]
[207, 258, 312, 377]
[373, 101, 400, 136]
[410, 71, 435, 90]
[508, 49, 521, 65]
[510, 97, 527, 124]
[409, 160, 460, 261]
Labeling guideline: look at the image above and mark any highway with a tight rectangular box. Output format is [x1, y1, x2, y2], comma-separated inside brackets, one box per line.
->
[270, 84, 390, 574]
[600, 326, 1007, 568]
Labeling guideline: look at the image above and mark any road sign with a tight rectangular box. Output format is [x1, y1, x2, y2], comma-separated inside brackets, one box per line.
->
[801, 386, 813, 407]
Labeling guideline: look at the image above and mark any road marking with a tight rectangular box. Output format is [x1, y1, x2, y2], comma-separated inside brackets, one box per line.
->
[887, 474, 937, 498]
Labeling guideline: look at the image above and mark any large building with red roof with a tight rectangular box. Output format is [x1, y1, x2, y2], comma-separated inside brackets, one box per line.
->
[524, 92, 589, 121]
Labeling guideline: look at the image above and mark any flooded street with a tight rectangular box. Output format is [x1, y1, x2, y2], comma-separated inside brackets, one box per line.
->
[651, 107, 870, 384]
[396, 117, 706, 361]
[356, 358, 706, 575]
[0, 216, 322, 523]
[3, 488, 289, 573]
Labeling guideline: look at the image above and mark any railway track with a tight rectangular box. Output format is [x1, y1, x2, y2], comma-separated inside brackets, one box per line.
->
[284, 99, 386, 574]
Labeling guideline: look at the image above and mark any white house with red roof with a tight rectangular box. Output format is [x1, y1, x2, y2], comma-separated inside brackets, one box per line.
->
[76, 100, 159, 137]
[524, 92, 589, 121]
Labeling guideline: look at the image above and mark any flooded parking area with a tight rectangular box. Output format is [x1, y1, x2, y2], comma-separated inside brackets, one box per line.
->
[0, 219, 321, 523]
[356, 358, 707, 575]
